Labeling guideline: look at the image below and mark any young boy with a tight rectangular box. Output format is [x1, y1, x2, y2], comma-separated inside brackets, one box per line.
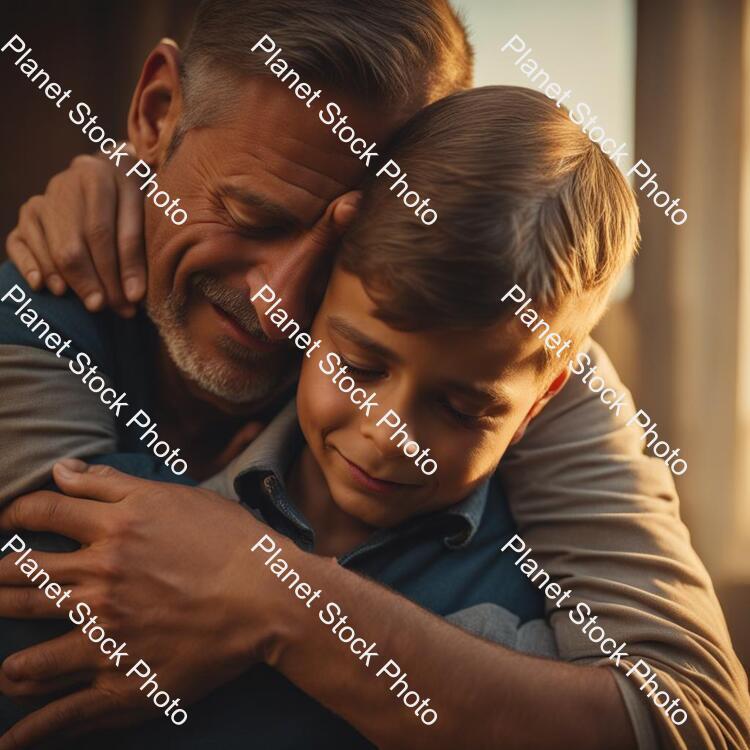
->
[5, 85, 747, 748]
[204, 85, 748, 749]
[203, 83, 652, 735]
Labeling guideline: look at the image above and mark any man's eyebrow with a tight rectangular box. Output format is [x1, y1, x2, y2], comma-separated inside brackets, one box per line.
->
[219, 185, 302, 226]
[327, 316, 401, 363]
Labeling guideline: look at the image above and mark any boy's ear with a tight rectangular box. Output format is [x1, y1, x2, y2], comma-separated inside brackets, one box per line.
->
[509, 368, 570, 445]
[127, 40, 184, 168]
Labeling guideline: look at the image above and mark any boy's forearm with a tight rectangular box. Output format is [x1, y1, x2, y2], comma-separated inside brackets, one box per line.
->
[258, 546, 636, 750]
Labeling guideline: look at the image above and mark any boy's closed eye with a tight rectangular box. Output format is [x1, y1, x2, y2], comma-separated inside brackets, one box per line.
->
[337, 351, 497, 429]
[338, 353, 386, 382]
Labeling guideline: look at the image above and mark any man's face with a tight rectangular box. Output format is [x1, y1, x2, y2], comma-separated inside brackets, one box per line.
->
[136, 74, 407, 409]
[295, 267, 568, 529]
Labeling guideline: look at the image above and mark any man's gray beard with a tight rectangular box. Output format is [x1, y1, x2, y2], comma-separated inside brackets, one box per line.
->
[147, 274, 295, 405]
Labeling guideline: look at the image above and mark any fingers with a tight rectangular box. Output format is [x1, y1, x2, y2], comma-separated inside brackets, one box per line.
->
[9, 152, 144, 317]
[84, 172, 134, 317]
[0, 670, 92, 700]
[0, 548, 88, 585]
[306, 190, 361, 254]
[5, 231, 42, 292]
[52, 461, 135, 504]
[8, 200, 65, 295]
[0, 688, 112, 750]
[114, 160, 147, 304]
[2, 632, 100, 683]
[0, 491, 107, 544]
[41, 173, 108, 314]
[0, 585, 77, 619]
[331, 190, 362, 230]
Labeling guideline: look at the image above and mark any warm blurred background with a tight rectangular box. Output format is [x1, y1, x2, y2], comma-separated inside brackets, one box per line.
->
[1, 0, 748, 674]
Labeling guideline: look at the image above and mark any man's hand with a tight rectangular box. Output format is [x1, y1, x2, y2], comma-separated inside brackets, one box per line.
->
[5, 148, 146, 317]
[0, 460, 281, 749]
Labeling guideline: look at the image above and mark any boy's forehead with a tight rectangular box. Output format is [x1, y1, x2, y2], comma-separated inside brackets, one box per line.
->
[322, 269, 553, 390]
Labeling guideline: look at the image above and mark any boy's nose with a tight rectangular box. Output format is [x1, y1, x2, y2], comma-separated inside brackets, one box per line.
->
[358, 412, 411, 461]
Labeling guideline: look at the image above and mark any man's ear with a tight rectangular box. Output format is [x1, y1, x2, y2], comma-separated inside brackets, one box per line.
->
[127, 40, 183, 167]
[509, 368, 570, 445]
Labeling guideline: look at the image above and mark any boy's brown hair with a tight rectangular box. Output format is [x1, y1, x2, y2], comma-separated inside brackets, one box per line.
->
[339, 86, 639, 360]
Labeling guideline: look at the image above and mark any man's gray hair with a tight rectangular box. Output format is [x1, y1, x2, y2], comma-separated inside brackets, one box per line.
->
[176, 0, 473, 136]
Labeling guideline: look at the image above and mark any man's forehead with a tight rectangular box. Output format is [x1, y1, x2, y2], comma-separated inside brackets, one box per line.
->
[203, 75, 409, 225]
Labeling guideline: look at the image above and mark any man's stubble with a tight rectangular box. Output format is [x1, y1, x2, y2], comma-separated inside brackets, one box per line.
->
[147, 272, 298, 405]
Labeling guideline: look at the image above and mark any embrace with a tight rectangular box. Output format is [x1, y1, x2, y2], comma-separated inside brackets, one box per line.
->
[0, 1, 748, 749]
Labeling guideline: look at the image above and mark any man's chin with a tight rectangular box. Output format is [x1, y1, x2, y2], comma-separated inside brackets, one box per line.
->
[147, 293, 296, 407]
[162, 329, 288, 406]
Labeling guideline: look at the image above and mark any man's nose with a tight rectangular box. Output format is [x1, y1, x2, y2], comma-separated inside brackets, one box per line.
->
[246, 243, 326, 340]
[245, 191, 360, 341]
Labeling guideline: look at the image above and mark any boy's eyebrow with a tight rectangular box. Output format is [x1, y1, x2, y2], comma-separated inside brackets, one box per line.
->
[219, 184, 302, 226]
[327, 316, 401, 363]
[446, 380, 514, 408]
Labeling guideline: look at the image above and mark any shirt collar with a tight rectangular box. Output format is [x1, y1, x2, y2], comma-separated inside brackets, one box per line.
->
[231, 400, 489, 551]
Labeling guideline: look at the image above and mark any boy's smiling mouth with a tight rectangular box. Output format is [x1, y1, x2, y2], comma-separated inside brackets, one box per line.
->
[333, 448, 418, 494]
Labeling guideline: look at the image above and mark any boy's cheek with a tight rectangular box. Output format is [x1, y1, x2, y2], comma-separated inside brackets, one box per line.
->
[298, 360, 358, 432]
[433, 427, 513, 498]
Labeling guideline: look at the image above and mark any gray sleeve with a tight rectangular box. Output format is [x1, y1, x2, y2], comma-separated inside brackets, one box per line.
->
[446, 603, 659, 750]
[0, 344, 117, 504]
[500, 339, 750, 749]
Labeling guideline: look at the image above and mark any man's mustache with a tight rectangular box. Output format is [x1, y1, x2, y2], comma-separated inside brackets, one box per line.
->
[192, 273, 272, 342]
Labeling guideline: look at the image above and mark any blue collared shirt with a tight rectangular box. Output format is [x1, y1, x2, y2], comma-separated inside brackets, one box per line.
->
[208, 400, 544, 624]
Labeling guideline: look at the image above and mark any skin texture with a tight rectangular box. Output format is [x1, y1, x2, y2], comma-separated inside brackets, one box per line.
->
[289, 267, 568, 555]
[5, 144, 145, 316]
[0, 41, 636, 750]
[111, 43, 410, 479]
[0, 462, 635, 750]
[0, 272, 635, 749]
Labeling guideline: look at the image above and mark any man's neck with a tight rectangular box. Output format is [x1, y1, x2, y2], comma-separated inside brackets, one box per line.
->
[151, 341, 284, 480]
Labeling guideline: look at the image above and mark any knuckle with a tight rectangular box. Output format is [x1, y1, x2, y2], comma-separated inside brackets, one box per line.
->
[87, 221, 115, 248]
[70, 154, 101, 171]
[54, 245, 87, 273]
[26, 195, 44, 214]
[118, 233, 143, 259]
[10, 588, 35, 615]
[17, 199, 37, 223]
[94, 548, 123, 582]
[109, 511, 137, 539]
[40, 495, 62, 526]
[90, 585, 118, 620]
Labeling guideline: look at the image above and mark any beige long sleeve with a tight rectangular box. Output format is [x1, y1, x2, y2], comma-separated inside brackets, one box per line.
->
[501, 339, 750, 749]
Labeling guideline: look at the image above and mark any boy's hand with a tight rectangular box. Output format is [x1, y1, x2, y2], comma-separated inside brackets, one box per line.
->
[5, 147, 146, 318]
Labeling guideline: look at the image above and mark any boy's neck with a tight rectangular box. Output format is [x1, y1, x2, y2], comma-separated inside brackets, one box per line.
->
[288, 447, 374, 558]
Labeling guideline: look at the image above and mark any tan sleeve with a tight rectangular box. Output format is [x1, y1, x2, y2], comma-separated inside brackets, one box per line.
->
[499, 339, 750, 749]
[0, 344, 117, 504]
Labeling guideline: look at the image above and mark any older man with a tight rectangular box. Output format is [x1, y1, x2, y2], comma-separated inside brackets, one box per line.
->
[0, 1, 748, 749]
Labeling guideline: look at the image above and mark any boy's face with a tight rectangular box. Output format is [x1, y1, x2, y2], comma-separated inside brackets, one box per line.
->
[296, 267, 569, 529]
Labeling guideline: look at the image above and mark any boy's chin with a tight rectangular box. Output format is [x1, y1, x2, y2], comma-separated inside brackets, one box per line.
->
[329, 484, 414, 530]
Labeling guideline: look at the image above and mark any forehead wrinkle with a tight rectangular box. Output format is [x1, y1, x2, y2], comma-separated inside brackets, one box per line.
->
[255, 134, 354, 197]
[232, 145, 352, 225]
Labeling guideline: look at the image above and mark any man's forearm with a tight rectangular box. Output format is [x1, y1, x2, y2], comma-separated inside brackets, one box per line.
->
[257, 543, 636, 750]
